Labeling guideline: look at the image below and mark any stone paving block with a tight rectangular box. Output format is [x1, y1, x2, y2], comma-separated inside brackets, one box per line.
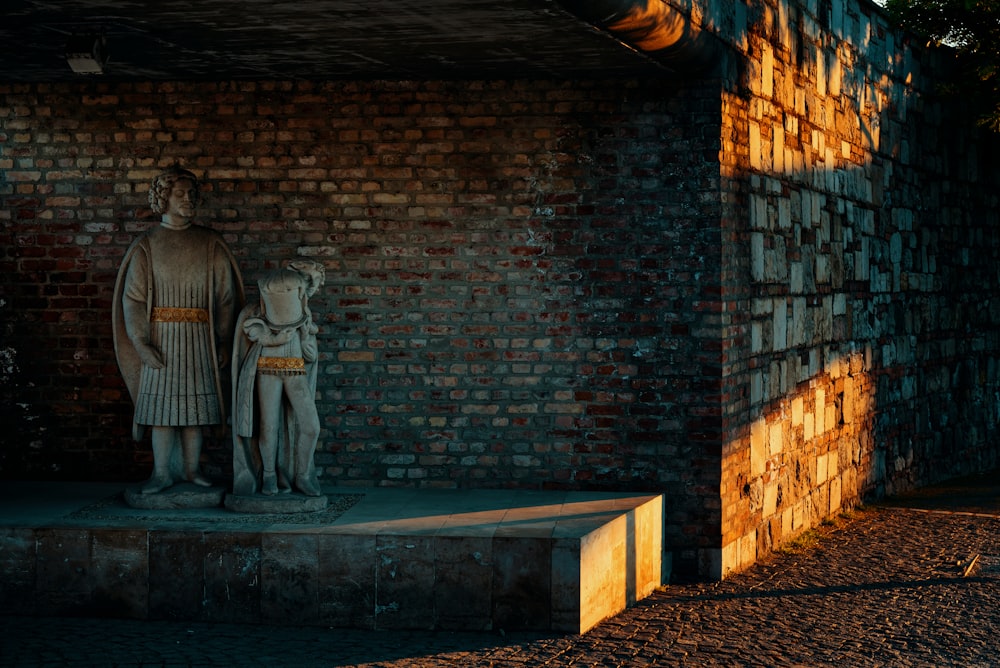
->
[35, 528, 92, 616]
[149, 530, 207, 621]
[627, 496, 663, 598]
[578, 516, 628, 633]
[203, 532, 262, 624]
[91, 528, 149, 620]
[318, 533, 376, 629]
[434, 535, 493, 630]
[438, 510, 502, 536]
[375, 535, 436, 630]
[0, 528, 36, 615]
[550, 535, 582, 633]
[261, 533, 319, 625]
[492, 535, 551, 631]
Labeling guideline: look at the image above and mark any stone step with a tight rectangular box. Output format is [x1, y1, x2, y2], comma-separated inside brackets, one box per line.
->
[0, 482, 664, 634]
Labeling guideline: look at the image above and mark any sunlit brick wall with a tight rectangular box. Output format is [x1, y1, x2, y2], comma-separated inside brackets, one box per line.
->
[714, 0, 1000, 578]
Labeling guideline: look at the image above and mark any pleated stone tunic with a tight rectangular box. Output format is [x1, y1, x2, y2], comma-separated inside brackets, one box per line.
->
[123, 224, 236, 427]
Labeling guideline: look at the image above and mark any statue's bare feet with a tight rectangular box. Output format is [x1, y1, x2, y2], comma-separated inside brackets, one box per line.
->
[262, 472, 278, 496]
[141, 473, 173, 495]
[187, 472, 212, 487]
[295, 474, 322, 497]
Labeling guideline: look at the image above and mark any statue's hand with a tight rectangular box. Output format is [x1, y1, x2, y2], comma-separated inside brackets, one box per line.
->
[244, 319, 293, 346]
[300, 328, 318, 362]
[136, 343, 165, 369]
[243, 320, 267, 342]
[217, 344, 229, 369]
[270, 328, 295, 345]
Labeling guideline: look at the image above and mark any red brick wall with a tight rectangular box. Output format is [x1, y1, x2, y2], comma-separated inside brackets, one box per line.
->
[0, 79, 724, 565]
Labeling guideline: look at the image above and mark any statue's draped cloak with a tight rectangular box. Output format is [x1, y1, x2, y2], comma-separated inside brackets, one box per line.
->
[112, 225, 245, 444]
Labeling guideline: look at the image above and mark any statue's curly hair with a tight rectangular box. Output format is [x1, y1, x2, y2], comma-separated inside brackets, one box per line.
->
[148, 167, 200, 214]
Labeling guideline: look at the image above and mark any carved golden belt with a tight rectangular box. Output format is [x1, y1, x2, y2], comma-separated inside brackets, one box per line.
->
[257, 356, 306, 375]
[151, 307, 209, 323]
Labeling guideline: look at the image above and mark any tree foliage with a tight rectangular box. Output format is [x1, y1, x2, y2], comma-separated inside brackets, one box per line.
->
[885, 0, 1000, 131]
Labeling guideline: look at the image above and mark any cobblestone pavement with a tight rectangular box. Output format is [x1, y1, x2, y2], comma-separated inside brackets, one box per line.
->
[3, 503, 1000, 667]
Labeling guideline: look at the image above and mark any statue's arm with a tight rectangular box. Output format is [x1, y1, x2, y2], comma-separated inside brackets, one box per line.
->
[300, 324, 318, 362]
[243, 319, 295, 346]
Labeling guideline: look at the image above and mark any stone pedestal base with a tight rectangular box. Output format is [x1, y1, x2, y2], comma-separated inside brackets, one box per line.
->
[225, 493, 329, 514]
[3, 483, 663, 633]
[123, 483, 226, 509]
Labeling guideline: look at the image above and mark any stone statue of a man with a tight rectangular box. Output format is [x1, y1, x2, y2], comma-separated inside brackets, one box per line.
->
[232, 260, 325, 498]
[113, 167, 244, 494]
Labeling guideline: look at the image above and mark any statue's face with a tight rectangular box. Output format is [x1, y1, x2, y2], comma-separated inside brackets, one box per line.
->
[165, 178, 197, 219]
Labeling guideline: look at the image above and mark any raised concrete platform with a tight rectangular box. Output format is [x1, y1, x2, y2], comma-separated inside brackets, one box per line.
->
[0, 482, 664, 634]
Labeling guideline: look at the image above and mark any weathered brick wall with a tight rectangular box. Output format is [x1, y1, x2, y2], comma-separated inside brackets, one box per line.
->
[0, 79, 725, 570]
[715, 0, 1000, 577]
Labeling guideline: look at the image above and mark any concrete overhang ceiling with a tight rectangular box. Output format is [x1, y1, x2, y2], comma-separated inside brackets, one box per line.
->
[0, 0, 719, 82]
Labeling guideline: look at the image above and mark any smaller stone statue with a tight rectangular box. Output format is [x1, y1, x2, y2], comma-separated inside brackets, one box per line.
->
[231, 260, 326, 501]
